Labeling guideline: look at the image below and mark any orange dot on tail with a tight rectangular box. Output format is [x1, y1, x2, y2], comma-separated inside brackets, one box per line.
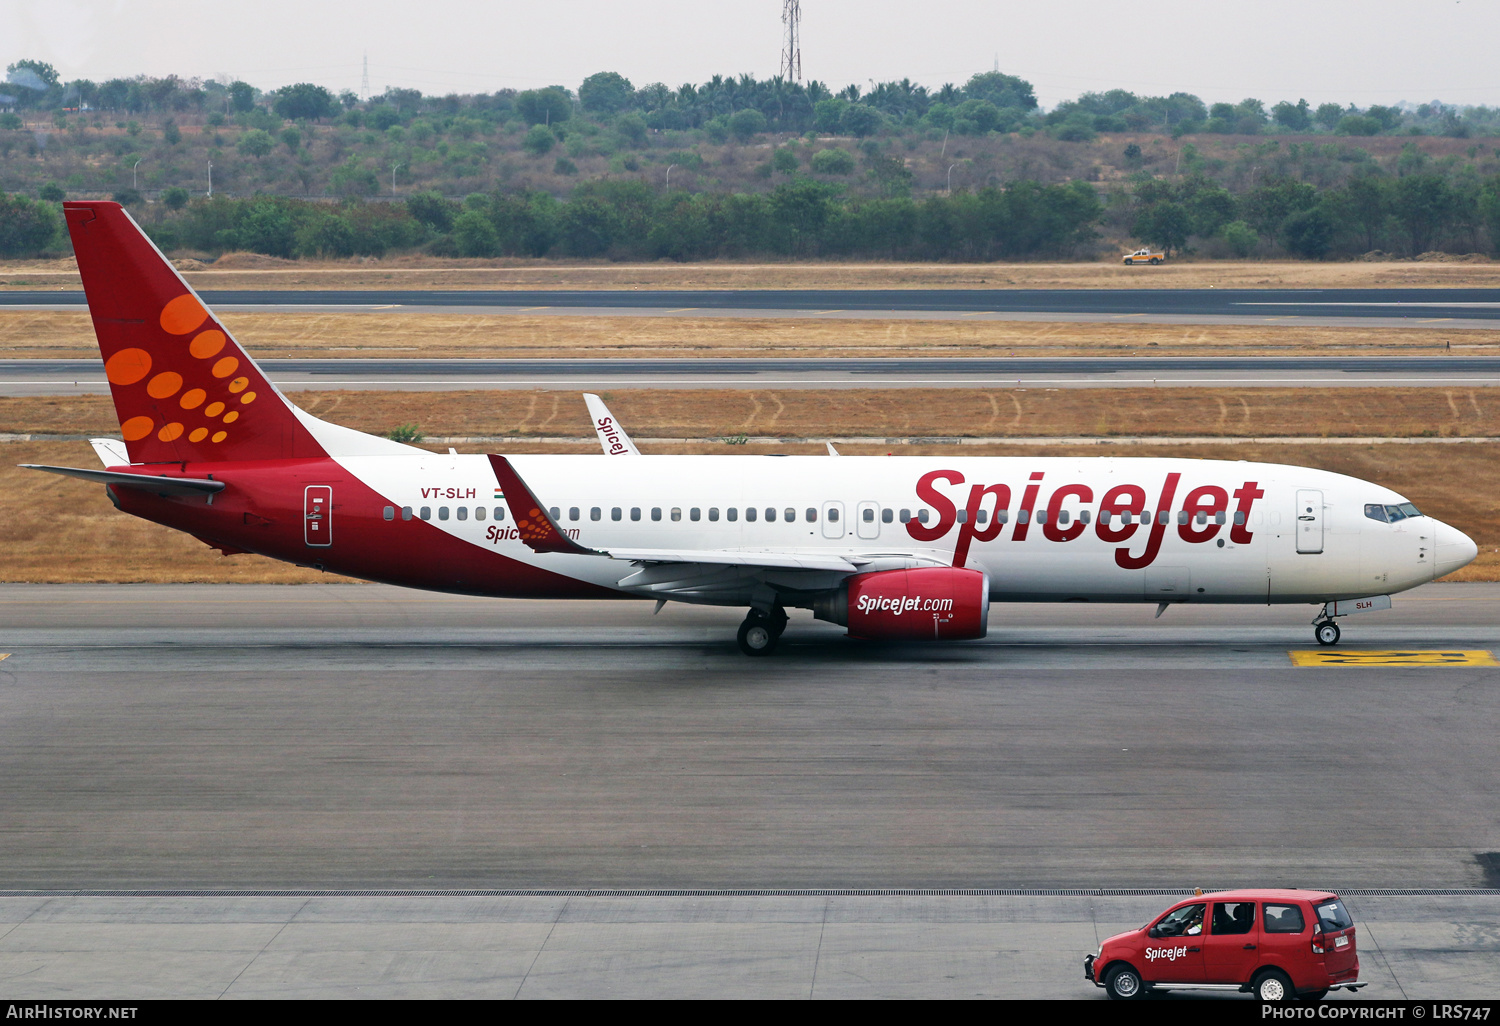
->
[223, 411, 240, 423]
[158, 422, 184, 442]
[179, 388, 206, 410]
[188, 427, 208, 443]
[189, 330, 225, 359]
[240, 391, 257, 405]
[205, 401, 225, 417]
[212, 357, 239, 378]
[211, 431, 227, 443]
[105, 348, 152, 385]
[146, 371, 183, 399]
[160, 294, 208, 335]
[121, 416, 153, 441]
[227, 376, 248, 393]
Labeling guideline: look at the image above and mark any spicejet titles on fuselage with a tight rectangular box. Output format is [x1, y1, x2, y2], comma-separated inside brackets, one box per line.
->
[907, 470, 1265, 570]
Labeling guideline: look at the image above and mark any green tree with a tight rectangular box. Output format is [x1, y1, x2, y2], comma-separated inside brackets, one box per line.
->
[405, 190, 456, 232]
[728, 108, 768, 142]
[162, 186, 190, 211]
[6, 59, 59, 90]
[329, 158, 380, 197]
[281, 127, 301, 152]
[232, 201, 296, 257]
[228, 81, 255, 113]
[274, 83, 337, 121]
[38, 183, 64, 202]
[1313, 103, 1344, 130]
[772, 147, 799, 174]
[523, 124, 556, 156]
[1271, 99, 1312, 132]
[1479, 175, 1500, 255]
[515, 87, 571, 125]
[839, 104, 883, 137]
[452, 208, 500, 257]
[865, 153, 913, 197]
[0, 193, 61, 256]
[1220, 220, 1259, 257]
[1133, 201, 1191, 256]
[297, 214, 355, 258]
[810, 147, 855, 175]
[1282, 207, 1335, 257]
[0, 113, 20, 131]
[579, 72, 634, 114]
[616, 113, 647, 147]
[962, 71, 1037, 110]
[1393, 174, 1455, 253]
[813, 98, 847, 133]
[1336, 114, 1381, 136]
[236, 128, 275, 158]
[1343, 174, 1392, 251]
[162, 120, 181, 146]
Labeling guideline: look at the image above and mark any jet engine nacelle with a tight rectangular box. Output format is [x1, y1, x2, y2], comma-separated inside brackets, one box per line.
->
[813, 566, 990, 641]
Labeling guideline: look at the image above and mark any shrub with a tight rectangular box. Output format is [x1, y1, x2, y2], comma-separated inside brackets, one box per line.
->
[236, 128, 274, 158]
[452, 208, 500, 256]
[38, 182, 64, 202]
[810, 147, 855, 175]
[111, 188, 142, 206]
[0, 193, 61, 257]
[1220, 220, 1258, 257]
[554, 156, 579, 175]
[523, 124, 556, 156]
[728, 108, 768, 142]
[162, 186, 190, 211]
[772, 147, 799, 174]
[387, 423, 423, 443]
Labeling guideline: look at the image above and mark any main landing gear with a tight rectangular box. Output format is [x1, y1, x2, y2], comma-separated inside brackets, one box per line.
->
[737, 606, 788, 656]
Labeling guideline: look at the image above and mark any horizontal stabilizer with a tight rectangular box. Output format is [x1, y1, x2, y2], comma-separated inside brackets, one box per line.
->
[20, 464, 226, 496]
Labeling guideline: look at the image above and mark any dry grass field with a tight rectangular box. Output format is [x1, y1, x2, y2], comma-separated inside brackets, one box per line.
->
[6, 387, 1499, 441]
[4, 387, 1499, 583]
[1, 309, 1493, 360]
[3, 258, 1499, 293]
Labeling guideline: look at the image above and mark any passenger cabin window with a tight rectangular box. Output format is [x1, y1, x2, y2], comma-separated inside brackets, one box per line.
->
[612, 507, 622, 521]
[806, 508, 817, 522]
[439, 507, 450, 521]
[825, 508, 838, 523]
[1079, 510, 1091, 525]
[899, 509, 911, 523]
[745, 508, 757, 522]
[708, 508, 719, 522]
[383, 506, 395, 521]
[475, 507, 486, 521]
[549, 507, 560, 521]
[863, 508, 875, 522]
[569, 507, 580, 522]
[882, 509, 893, 523]
[764, 508, 777, 522]
[591, 507, 602, 521]
[955, 509, 968, 524]
[1234, 511, 1245, 525]
[690, 508, 701, 522]
[457, 507, 468, 521]
[1211, 902, 1256, 936]
[1016, 510, 1030, 524]
[727, 508, 738, 522]
[402, 506, 413, 521]
[784, 508, 795, 522]
[652, 507, 662, 521]
[494, 507, 505, 521]
[630, 508, 641, 521]
[1263, 904, 1305, 934]
[917, 510, 929, 524]
[670, 507, 681, 522]
[420, 506, 431, 520]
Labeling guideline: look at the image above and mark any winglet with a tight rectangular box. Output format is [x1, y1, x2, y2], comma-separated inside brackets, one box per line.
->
[583, 394, 640, 456]
[826, 442, 840, 456]
[487, 454, 601, 556]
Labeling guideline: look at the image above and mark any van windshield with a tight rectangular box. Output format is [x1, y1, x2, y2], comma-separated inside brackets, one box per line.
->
[1315, 899, 1353, 932]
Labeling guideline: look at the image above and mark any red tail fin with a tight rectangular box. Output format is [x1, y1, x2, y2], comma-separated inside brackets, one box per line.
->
[64, 201, 325, 464]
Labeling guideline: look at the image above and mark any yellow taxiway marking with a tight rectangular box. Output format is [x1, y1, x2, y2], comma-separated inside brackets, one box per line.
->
[0, 654, 9, 661]
[1289, 649, 1499, 667]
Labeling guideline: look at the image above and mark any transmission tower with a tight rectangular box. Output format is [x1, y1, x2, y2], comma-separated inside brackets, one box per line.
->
[360, 52, 371, 102]
[780, 1, 802, 82]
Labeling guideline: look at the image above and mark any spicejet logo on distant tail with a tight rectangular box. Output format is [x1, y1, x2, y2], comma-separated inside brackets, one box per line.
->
[596, 417, 630, 456]
[907, 470, 1264, 570]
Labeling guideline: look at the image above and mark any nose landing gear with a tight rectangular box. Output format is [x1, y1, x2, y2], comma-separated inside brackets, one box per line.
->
[737, 606, 788, 656]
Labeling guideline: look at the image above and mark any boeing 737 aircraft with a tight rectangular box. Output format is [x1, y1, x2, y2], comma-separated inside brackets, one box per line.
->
[24, 202, 1479, 655]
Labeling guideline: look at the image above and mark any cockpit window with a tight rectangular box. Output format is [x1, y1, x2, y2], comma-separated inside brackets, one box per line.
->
[1367, 502, 1422, 523]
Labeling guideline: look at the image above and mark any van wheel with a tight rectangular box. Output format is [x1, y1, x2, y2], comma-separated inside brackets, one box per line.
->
[1254, 969, 1294, 1001]
[1124, 258, 1134, 265]
[1150, 257, 1162, 265]
[1105, 964, 1144, 1000]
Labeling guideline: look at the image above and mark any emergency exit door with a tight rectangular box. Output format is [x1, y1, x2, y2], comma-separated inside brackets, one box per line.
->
[304, 485, 332, 547]
[1295, 489, 1323, 554]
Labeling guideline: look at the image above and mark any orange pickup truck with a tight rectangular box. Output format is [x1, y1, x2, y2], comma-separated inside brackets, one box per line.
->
[1123, 247, 1165, 265]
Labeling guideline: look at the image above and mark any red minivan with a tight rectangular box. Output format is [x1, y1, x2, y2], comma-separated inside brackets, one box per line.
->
[1084, 889, 1366, 1000]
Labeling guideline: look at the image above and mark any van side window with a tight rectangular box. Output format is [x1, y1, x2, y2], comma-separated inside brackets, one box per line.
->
[1211, 902, 1256, 936]
[1154, 903, 1205, 938]
[1263, 904, 1305, 934]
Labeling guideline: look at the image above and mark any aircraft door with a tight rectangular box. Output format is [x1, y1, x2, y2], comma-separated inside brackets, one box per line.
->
[1295, 489, 1324, 554]
[304, 485, 332, 547]
[822, 501, 845, 539]
[856, 500, 880, 540]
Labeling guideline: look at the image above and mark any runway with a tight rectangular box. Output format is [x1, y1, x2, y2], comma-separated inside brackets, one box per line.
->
[7, 356, 1500, 395]
[2, 582, 1496, 997]
[7, 287, 1500, 325]
[2, 582, 1496, 892]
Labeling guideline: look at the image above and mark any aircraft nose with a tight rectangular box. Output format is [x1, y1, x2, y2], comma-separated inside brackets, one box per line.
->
[1433, 519, 1479, 579]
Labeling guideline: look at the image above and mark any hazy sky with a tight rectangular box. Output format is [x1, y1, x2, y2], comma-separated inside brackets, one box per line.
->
[4, 0, 1497, 109]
